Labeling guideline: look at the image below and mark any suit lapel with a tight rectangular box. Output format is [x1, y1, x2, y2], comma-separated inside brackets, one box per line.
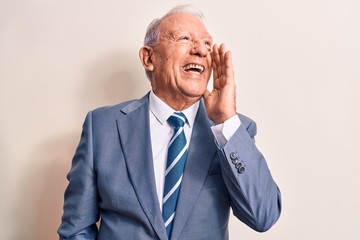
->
[116, 94, 168, 240]
[170, 101, 217, 240]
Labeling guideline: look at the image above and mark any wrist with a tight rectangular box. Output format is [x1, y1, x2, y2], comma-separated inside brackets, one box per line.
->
[213, 112, 236, 125]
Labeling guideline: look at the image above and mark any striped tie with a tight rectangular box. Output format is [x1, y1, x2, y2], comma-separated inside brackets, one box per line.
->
[162, 112, 188, 238]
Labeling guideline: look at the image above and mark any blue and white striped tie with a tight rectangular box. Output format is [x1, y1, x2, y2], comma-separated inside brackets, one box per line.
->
[162, 112, 188, 238]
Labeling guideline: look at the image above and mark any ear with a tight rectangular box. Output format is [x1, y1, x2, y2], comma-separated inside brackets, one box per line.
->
[139, 46, 154, 72]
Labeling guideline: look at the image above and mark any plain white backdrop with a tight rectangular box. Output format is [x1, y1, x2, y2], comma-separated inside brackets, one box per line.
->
[1, 0, 359, 239]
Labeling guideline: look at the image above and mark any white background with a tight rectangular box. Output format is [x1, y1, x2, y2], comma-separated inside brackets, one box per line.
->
[1, 0, 359, 239]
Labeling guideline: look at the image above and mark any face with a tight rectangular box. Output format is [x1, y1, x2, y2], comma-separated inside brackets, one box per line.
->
[143, 13, 213, 109]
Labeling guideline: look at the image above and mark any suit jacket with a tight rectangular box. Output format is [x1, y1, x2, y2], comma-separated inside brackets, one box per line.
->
[58, 93, 281, 240]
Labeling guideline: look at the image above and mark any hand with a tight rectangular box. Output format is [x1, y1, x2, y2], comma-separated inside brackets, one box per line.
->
[203, 43, 236, 124]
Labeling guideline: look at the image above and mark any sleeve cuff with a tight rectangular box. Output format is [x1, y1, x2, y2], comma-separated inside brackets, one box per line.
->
[211, 115, 241, 148]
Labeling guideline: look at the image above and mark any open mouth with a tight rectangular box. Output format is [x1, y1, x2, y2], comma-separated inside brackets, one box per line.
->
[183, 63, 204, 74]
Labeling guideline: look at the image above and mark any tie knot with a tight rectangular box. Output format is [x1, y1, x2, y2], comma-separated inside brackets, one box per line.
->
[167, 112, 187, 128]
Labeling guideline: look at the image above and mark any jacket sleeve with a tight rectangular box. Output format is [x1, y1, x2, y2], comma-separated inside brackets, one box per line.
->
[218, 117, 282, 232]
[58, 112, 99, 239]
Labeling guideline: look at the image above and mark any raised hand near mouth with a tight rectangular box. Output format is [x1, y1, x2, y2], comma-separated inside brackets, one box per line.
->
[203, 43, 237, 124]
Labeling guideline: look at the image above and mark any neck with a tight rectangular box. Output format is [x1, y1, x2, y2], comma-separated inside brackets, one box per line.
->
[152, 90, 200, 111]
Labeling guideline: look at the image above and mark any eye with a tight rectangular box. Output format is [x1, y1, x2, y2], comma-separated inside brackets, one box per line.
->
[204, 40, 212, 51]
[204, 41, 212, 46]
[178, 35, 191, 43]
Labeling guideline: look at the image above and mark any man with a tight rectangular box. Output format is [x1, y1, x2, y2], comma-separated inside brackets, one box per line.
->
[58, 5, 281, 240]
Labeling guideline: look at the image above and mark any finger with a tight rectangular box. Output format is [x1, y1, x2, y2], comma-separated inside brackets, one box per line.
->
[210, 45, 218, 80]
[211, 44, 221, 80]
[219, 43, 228, 81]
[224, 51, 235, 85]
[219, 44, 235, 85]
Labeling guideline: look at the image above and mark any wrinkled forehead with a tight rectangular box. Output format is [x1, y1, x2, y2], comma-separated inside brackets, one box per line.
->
[159, 13, 212, 39]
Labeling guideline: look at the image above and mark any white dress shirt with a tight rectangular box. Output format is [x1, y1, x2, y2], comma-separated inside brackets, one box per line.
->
[149, 91, 240, 210]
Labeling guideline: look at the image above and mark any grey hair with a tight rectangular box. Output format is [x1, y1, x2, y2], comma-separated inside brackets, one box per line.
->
[143, 5, 206, 79]
[144, 5, 205, 47]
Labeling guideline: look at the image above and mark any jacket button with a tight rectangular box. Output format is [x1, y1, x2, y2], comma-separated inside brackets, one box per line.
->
[235, 162, 242, 169]
[230, 152, 237, 160]
[238, 166, 245, 174]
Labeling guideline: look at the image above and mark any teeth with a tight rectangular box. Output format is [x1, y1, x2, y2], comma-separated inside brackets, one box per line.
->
[183, 64, 204, 73]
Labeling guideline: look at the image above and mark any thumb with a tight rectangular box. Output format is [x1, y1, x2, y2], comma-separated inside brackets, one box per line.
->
[203, 89, 211, 99]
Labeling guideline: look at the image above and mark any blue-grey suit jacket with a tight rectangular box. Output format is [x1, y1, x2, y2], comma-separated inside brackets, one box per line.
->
[58, 93, 281, 240]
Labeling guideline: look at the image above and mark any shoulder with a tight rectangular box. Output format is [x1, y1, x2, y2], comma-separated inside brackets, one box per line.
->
[80, 93, 149, 136]
[91, 93, 149, 118]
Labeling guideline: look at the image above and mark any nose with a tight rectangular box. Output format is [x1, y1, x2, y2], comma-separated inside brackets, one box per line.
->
[190, 40, 209, 57]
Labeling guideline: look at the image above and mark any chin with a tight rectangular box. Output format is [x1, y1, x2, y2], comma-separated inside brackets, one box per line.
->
[182, 88, 205, 99]
[178, 80, 207, 99]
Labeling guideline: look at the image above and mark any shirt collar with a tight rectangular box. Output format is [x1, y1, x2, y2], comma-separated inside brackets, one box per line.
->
[149, 90, 199, 128]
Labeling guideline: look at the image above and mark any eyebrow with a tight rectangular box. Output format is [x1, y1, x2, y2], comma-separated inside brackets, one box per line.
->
[167, 29, 213, 41]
